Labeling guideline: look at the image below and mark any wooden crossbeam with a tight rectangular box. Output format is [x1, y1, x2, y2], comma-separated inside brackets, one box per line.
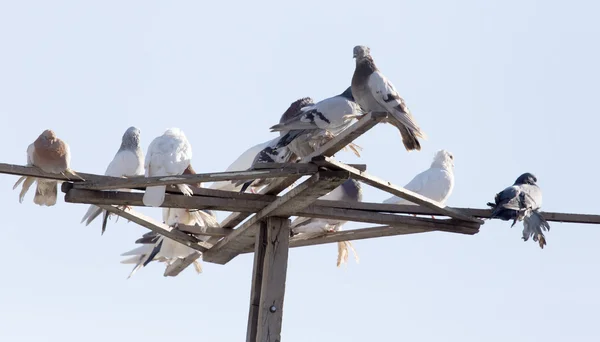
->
[203, 171, 350, 264]
[313, 156, 483, 224]
[62, 187, 600, 226]
[252, 162, 367, 172]
[98, 205, 211, 252]
[219, 111, 388, 229]
[72, 166, 320, 191]
[0, 162, 103, 182]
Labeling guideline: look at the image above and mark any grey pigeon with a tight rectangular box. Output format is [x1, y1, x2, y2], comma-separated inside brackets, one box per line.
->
[486, 172, 550, 249]
[237, 89, 364, 193]
[351, 45, 426, 151]
[80, 127, 144, 234]
[291, 179, 363, 267]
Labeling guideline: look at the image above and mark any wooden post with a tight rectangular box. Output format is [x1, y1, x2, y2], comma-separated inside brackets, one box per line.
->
[246, 217, 290, 342]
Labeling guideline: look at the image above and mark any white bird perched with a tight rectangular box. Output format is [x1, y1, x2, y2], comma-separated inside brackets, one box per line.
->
[13, 129, 81, 206]
[80, 126, 145, 235]
[383, 150, 455, 219]
[142, 128, 193, 207]
[120, 207, 219, 278]
[351, 45, 427, 151]
[209, 137, 282, 192]
[291, 179, 362, 267]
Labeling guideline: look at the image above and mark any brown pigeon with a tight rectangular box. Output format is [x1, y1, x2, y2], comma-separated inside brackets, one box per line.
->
[13, 129, 81, 206]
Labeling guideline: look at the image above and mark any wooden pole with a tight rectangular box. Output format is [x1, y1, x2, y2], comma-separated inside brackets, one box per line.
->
[246, 217, 290, 342]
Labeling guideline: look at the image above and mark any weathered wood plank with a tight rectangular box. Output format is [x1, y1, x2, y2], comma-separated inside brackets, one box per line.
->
[64, 187, 597, 226]
[313, 156, 483, 224]
[97, 205, 210, 252]
[246, 220, 268, 342]
[238, 225, 427, 253]
[164, 252, 202, 277]
[220, 111, 388, 229]
[252, 162, 367, 172]
[72, 167, 319, 191]
[254, 217, 290, 342]
[203, 171, 349, 264]
[65, 188, 270, 212]
[176, 225, 232, 237]
[0, 163, 104, 182]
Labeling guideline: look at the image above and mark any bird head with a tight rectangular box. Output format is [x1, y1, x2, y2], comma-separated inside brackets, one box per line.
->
[123, 126, 141, 146]
[353, 45, 371, 60]
[514, 172, 537, 185]
[432, 149, 454, 169]
[39, 129, 57, 141]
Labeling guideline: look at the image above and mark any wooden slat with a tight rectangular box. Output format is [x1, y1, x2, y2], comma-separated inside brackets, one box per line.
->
[65, 188, 270, 212]
[252, 162, 367, 172]
[164, 252, 202, 277]
[220, 111, 388, 229]
[254, 217, 290, 342]
[63, 187, 598, 226]
[0, 163, 103, 182]
[72, 166, 319, 191]
[313, 156, 483, 224]
[177, 225, 232, 237]
[98, 206, 210, 252]
[203, 171, 349, 264]
[238, 225, 426, 253]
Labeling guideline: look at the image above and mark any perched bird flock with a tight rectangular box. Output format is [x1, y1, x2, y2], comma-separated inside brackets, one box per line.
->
[11, 45, 553, 278]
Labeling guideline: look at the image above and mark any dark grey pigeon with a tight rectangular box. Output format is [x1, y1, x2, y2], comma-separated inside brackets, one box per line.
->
[80, 126, 145, 235]
[486, 172, 550, 249]
[351, 45, 426, 151]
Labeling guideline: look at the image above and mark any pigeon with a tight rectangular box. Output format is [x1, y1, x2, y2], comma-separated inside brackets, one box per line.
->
[486, 173, 550, 249]
[208, 137, 281, 192]
[120, 207, 219, 278]
[80, 126, 145, 235]
[351, 45, 426, 151]
[237, 89, 365, 193]
[13, 129, 81, 206]
[269, 87, 365, 158]
[383, 150, 454, 218]
[290, 179, 362, 267]
[142, 128, 193, 207]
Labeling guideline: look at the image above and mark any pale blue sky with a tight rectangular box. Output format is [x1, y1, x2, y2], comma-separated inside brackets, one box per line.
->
[1, 1, 599, 341]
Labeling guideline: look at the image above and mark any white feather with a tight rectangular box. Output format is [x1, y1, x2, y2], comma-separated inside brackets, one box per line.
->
[143, 128, 192, 207]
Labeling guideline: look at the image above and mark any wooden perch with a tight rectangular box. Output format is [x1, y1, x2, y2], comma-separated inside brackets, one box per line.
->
[203, 171, 350, 264]
[312, 156, 483, 224]
[72, 165, 320, 191]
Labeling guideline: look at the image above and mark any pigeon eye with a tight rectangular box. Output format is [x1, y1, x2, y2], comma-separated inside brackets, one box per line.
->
[449, 154, 453, 160]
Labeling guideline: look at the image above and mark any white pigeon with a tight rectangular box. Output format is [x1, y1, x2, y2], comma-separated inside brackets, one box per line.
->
[383, 150, 455, 218]
[208, 137, 281, 192]
[80, 126, 145, 234]
[291, 179, 362, 267]
[142, 128, 193, 207]
[120, 208, 219, 278]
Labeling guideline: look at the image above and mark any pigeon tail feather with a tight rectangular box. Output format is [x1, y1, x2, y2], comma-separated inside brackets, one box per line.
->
[143, 185, 167, 207]
[522, 210, 550, 249]
[34, 179, 58, 206]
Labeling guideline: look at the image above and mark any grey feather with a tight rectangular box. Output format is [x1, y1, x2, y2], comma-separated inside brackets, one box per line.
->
[351, 45, 426, 151]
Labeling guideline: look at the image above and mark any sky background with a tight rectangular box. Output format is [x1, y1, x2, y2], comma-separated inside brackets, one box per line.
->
[1, 1, 599, 341]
